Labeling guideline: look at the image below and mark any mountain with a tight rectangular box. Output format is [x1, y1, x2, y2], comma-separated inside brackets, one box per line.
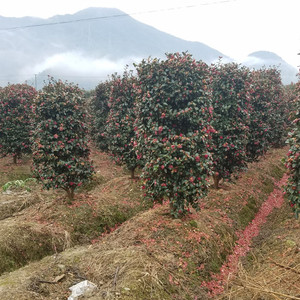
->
[0, 7, 224, 89]
[243, 51, 298, 85]
[0, 8, 297, 89]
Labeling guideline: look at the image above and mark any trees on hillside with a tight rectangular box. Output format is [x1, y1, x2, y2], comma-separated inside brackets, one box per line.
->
[31, 79, 94, 201]
[0, 84, 37, 163]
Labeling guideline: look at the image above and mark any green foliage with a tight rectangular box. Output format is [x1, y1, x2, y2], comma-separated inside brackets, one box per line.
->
[245, 67, 287, 162]
[284, 82, 298, 128]
[285, 75, 300, 217]
[246, 70, 273, 161]
[209, 62, 251, 184]
[88, 81, 111, 151]
[135, 52, 213, 216]
[238, 195, 259, 228]
[258, 68, 287, 148]
[2, 178, 37, 192]
[0, 84, 37, 162]
[105, 70, 141, 177]
[31, 79, 94, 201]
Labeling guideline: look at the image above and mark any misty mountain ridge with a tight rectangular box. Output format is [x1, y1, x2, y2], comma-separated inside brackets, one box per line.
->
[0, 7, 297, 89]
[242, 51, 298, 84]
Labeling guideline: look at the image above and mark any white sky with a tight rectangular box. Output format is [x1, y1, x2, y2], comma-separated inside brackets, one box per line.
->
[0, 0, 299, 69]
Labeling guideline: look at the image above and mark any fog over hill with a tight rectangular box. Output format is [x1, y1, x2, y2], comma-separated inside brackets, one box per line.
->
[243, 51, 298, 85]
[0, 7, 297, 89]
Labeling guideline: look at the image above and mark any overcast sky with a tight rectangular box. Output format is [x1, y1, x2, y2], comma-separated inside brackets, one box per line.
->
[0, 0, 299, 69]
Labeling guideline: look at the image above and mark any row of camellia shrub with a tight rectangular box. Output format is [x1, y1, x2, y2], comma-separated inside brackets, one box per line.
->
[0, 84, 37, 163]
[89, 52, 291, 216]
[0, 53, 295, 216]
[285, 74, 300, 218]
[0, 80, 94, 202]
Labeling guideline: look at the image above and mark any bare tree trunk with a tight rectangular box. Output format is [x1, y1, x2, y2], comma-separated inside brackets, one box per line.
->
[130, 167, 135, 179]
[213, 173, 220, 189]
[13, 151, 22, 164]
[66, 187, 75, 203]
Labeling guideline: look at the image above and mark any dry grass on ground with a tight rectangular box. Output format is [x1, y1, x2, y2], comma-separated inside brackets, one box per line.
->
[0, 148, 147, 276]
[0, 147, 297, 300]
[219, 195, 300, 300]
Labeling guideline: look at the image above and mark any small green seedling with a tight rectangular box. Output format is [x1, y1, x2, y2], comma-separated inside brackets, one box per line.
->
[2, 178, 37, 192]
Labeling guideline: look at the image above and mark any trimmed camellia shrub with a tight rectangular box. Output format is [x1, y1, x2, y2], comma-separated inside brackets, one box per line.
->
[247, 68, 288, 161]
[88, 80, 111, 151]
[135, 52, 213, 216]
[105, 71, 141, 178]
[259, 68, 287, 148]
[246, 68, 287, 161]
[246, 69, 273, 161]
[31, 79, 94, 201]
[0, 84, 37, 163]
[209, 62, 251, 188]
[285, 76, 300, 218]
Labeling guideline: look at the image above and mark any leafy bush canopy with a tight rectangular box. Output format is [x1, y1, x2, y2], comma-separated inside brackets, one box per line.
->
[135, 52, 213, 216]
[0, 84, 37, 162]
[105, 70, 141, 177]
[88, 80, 111, 151]
[285, 74, 300, 217]
[246, 68, 287, 161]
[209, 62, 251, 187]
[31, 79, 94, 201]
[259, 68, 286, 147]
[246, 70, 273, 161]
